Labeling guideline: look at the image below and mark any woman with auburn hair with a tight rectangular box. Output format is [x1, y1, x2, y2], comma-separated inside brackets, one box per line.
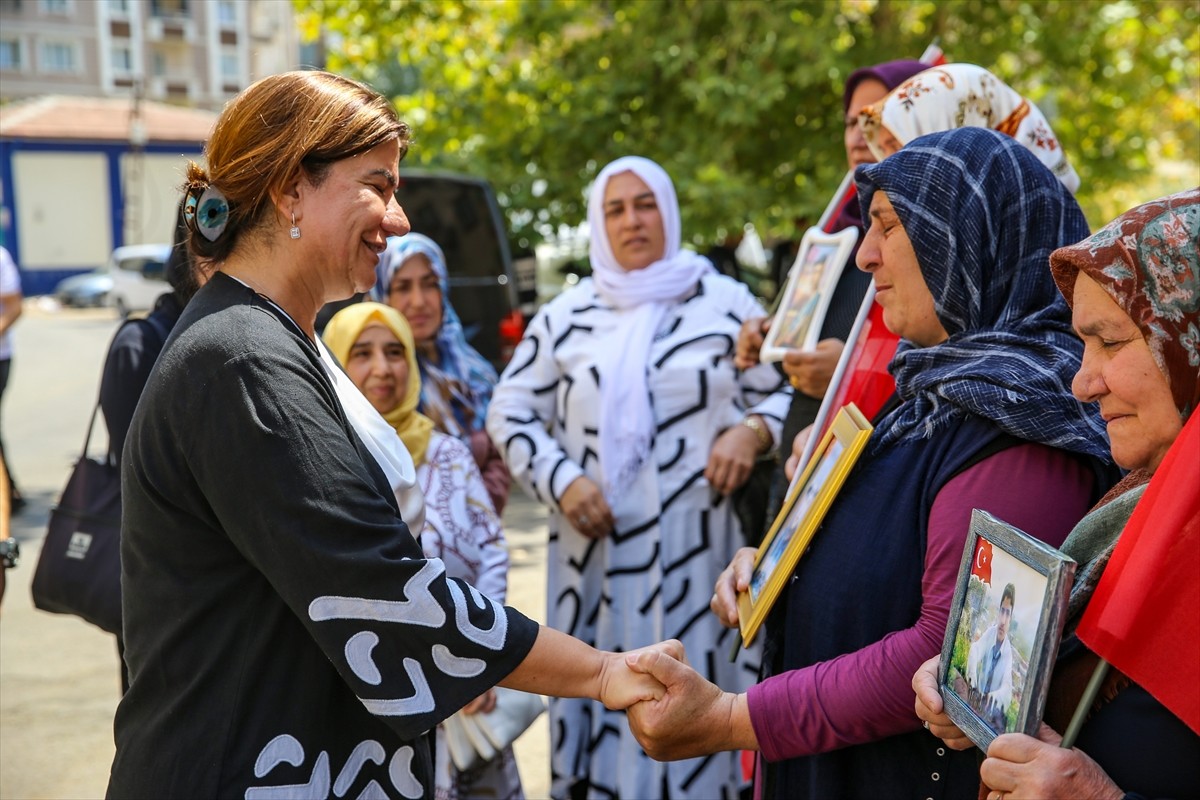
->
[107, 71, 676, 800]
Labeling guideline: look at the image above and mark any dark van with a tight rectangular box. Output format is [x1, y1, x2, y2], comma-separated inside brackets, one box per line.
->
[394, 170, 527, 368]
[316, 171, 527, 369]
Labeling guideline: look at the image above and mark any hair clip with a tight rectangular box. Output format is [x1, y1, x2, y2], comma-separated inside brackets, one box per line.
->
[183, 192, 199, 225]
[196, 186, 230, 242]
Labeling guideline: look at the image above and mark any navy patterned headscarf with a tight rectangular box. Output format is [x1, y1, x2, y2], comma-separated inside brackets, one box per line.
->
[854, 127, 1110, 460]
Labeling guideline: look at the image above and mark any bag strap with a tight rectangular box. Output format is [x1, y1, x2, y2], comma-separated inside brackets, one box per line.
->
[80, 396, 104, 461]
[84, 314, 172, 463]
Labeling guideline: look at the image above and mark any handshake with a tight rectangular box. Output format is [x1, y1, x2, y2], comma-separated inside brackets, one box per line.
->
[598, 639, 757, 761]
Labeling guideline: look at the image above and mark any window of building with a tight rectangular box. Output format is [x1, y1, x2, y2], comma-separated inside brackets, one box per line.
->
[149, 0, 188, 17]
[0, 39, 23, 71]
[217, 0, 236, 26]
[39, 0, 70, 14]
[39, 40, 77, 73]
[108, 0, 130, 15]
[111, 43, 133, 74]
[219, 47, 239, 82]
[151, 50, 166, 76]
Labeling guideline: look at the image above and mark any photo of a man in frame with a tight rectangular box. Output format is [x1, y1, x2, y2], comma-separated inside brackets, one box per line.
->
[964, 582, 1016, 730]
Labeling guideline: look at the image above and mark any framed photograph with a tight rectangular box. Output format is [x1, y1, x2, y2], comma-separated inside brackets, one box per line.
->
[760, 226, 859, 362]
[737, 404, 873, 647]
[938, 510, 1077, 750]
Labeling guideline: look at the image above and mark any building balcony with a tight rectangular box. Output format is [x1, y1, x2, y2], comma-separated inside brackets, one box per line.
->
[145, 15, 195, 43]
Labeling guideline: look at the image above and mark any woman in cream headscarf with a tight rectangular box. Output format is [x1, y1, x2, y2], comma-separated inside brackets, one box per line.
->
[324, 302, 521, 800]
[488, 156, 792, 800]
[860, 62, 1081, 193]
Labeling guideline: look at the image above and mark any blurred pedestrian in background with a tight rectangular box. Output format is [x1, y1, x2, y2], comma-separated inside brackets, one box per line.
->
[0, 245, 24, 514]
[97, 197, 213, 694]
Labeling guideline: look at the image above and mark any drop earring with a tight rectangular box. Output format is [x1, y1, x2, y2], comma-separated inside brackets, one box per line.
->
[289, 212, 301, 240]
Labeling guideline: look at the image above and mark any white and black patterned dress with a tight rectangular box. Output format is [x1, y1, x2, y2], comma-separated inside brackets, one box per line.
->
[488, 273, 791, 800]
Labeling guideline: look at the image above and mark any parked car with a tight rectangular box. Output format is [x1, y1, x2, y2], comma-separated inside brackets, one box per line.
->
[54, 269, 113, 308]
[390, 171, 526, 368]
[107, 243, 172, 317]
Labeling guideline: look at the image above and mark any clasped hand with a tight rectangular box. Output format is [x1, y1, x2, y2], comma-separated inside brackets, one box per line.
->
[622, 642, 756, 761]
[597, 639, 685, 710]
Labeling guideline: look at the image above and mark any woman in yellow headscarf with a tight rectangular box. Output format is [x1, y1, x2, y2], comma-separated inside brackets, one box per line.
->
[324, 302, 522, 800]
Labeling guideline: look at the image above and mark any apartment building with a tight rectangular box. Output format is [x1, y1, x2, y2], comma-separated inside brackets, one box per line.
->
[0, 0, 303, 109]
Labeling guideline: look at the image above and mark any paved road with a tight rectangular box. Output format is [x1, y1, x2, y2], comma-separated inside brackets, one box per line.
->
[0, 300, 552, 799]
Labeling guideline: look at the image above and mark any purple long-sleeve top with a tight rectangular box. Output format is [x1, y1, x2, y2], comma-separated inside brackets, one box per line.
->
[747, 442, 1096, 761]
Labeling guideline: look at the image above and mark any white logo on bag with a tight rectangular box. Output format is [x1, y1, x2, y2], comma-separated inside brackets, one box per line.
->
[66, 533, 93, 560]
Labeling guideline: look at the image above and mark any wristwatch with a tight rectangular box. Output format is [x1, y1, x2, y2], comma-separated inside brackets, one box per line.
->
[740, 416, 772, 454]
[0, 538, 19, 569]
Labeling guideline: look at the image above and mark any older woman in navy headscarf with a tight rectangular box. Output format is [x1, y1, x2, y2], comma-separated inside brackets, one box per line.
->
[624, 128, 1117, 800]
[376, 232, 511, 513]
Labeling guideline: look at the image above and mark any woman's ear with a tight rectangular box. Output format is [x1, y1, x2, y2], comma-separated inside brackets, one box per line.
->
[269, 172, 305, 224]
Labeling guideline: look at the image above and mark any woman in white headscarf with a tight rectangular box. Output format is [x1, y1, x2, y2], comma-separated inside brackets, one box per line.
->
[859, 62, 1081, 193]
[488, 156, 792, 800]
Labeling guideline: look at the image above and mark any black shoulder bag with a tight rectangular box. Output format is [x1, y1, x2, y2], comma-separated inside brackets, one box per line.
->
[30, 397, 123, 633]
[30, 314, 170, 635]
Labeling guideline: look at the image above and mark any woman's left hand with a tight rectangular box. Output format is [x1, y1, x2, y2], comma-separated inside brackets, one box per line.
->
[461, 689, 497, 715]
[706, 423, 761, 495]
[979, 724, 1124, 800]
[912, 655, 974, 750]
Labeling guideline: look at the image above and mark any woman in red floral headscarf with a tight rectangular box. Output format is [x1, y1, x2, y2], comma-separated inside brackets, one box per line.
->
[914, 187, 1200, 799]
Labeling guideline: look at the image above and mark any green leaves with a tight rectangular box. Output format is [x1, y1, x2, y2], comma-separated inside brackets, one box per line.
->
[296, 0, 1199, 253]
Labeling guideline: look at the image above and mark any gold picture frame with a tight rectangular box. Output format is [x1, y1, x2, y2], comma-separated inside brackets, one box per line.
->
[737, 403, 874, 647]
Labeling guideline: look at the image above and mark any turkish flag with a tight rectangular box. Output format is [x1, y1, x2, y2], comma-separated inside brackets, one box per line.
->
[1076, 412, 1200, 735]
[971, 538, 994, 586]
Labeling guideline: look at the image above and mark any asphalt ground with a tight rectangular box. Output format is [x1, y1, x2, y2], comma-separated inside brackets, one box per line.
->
[0, 300, 552, 799]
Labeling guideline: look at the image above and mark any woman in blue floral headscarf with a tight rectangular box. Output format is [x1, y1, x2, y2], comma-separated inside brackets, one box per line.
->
[377, 233, 511, 513]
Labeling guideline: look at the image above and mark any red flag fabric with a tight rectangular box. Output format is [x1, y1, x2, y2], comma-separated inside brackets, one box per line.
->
[816, 303, 899, 443]
[971, 538, 994, 586]
[1076, 412, 1200, 735]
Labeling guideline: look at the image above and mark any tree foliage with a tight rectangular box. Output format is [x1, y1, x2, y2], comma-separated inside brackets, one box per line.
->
[297, 0, 1199, 251]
